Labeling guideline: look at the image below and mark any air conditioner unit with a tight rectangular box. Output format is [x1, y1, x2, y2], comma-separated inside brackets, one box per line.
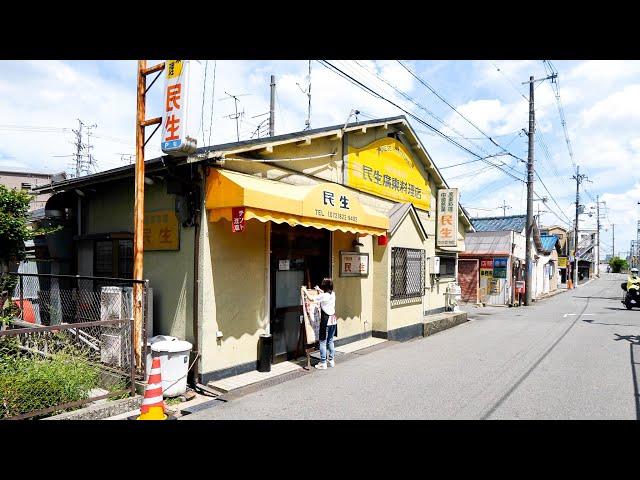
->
[429, 256, 440, 275]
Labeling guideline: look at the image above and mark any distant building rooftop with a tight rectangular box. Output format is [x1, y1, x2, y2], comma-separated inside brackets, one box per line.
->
[471, 215, 526, 233]
[540, 234, 559, 252]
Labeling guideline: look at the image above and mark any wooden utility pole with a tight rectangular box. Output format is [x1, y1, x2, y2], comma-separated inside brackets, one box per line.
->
[134, 60, 164, 368]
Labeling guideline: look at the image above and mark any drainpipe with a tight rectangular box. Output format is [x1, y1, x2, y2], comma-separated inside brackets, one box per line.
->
[190, 165, 202, 385]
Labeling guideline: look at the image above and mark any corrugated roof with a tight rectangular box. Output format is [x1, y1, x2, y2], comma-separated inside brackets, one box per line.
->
[540, 235, 559, 252]
[471, 215, 526, 232]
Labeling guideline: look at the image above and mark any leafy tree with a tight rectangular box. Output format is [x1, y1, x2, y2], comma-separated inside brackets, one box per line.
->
[0, 185, 56, 326]
[609, 256, 629, 273]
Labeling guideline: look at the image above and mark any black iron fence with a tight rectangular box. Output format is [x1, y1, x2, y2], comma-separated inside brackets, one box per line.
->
[0, 318, 135, 420]
[8, 273, 149, 379]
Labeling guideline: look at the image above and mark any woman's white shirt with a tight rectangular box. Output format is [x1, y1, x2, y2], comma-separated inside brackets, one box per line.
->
[315, 291, 335, 316]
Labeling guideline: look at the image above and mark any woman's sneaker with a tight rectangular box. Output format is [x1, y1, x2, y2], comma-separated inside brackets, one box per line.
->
[328, 360, 335, 368]
[315, 362, 327, 370]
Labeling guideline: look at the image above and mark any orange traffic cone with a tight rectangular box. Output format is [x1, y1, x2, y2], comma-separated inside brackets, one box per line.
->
[137, 356, 167, 420]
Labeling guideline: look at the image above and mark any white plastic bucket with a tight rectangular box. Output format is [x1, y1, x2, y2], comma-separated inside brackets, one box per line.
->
[151, 340, 192, 397]
[145, 335, 178, 379]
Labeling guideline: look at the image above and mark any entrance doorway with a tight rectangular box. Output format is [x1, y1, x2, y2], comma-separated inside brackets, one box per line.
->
[270, 223, 331, 363]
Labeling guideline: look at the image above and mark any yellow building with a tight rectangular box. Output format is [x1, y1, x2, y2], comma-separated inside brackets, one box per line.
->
[35, 115, 473, 383]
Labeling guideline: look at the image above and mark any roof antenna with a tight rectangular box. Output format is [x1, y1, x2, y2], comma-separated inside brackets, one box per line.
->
[342, 109, 360, 131]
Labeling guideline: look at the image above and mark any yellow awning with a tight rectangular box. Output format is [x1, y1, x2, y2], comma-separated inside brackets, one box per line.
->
[206, 169, 389, 236]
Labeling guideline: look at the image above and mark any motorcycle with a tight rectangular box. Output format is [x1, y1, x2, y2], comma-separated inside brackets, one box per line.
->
[621, 280, 640, 309]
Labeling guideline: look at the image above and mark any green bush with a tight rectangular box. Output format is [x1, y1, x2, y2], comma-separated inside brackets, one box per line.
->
[0, 351, 101, 419]
[609, 257, 629, 273]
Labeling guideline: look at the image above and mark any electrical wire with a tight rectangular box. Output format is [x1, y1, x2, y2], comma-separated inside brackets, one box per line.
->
[208, 60, 217, 147]
[397, 60, 527, 163]
[318, 60, 526, 184]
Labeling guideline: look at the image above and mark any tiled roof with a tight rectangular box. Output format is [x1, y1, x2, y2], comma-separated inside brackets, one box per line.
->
[470, 215, 526, 232]
[540, 235, 559, 252]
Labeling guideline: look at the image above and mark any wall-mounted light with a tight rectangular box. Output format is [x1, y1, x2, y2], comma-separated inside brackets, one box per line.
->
[74, 189, 85, 197]
[144, 176, 154, 185]
[352, 239, 364, 248]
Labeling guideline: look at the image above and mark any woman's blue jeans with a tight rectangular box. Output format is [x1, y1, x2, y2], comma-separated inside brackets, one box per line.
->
[319, 324, 336, 363]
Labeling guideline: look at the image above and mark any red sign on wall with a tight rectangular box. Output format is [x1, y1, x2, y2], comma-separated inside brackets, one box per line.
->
[481, 258, 493, 269]
[232, 207, 245, 233]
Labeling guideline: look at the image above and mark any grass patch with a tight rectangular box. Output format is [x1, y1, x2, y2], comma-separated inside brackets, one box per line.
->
[0, 341, 102, 419]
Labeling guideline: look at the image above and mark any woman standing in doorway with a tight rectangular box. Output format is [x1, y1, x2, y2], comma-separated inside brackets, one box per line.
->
[313, 278, 337, 370]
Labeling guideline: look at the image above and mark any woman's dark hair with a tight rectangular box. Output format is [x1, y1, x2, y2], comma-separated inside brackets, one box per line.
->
[321, 277, 334, 292]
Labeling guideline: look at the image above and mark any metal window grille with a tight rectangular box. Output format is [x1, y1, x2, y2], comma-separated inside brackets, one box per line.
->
[391, 247, 425, 300]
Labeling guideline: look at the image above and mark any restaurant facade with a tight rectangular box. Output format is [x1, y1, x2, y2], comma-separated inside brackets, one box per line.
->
[33, 116, 473, 383]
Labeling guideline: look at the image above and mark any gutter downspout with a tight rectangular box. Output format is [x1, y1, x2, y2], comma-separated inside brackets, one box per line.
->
[190, 164, 202, 385]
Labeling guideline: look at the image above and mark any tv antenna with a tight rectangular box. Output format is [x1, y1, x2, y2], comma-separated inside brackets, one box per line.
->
[221, 92, 250, 142]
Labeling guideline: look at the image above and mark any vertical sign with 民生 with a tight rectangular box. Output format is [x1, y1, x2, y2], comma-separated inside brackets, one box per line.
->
[161, 60, 203, 156]
[437, 188, 458, 247]
[231, 207, 245, 233]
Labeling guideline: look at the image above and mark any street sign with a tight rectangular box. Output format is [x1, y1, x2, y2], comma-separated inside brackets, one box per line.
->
[161, 60, 203, 156]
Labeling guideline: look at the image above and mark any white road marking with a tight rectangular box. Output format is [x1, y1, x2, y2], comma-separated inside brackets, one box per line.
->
[563, 313, 595, 318]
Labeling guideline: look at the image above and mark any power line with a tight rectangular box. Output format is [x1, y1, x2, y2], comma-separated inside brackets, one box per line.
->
[318, 60, 526, 184]
[397, 60, 527, 163]
[208, 60, 217, 147]
[349, 60, 519, 167]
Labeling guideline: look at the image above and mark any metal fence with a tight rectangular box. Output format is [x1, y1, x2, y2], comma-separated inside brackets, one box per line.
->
[9, 273, 149, 378]
[0, 318, 134, 420]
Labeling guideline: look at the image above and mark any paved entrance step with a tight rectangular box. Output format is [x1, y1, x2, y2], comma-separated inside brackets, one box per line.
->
[423, 311, 468, 337]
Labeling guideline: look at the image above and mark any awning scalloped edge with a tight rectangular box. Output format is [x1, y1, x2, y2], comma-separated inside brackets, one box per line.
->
[208, 207, 386, 237]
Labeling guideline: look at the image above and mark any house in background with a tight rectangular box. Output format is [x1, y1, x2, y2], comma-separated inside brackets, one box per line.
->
[458, 215, 558, 305]
[0, 169, 65, 212]
[540, 225, 569, 283]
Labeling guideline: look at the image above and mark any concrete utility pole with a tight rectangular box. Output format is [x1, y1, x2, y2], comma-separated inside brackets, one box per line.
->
[572, 166, 587, 288]
[524, 76, 535, 306]
[269, 75, 275, 137]
[134, 60, 165, 368]
[604, 223, 615, 263]
[596, 195, 600, 275]
[501, 200, 511, 217]
[522, 72, 556, 305]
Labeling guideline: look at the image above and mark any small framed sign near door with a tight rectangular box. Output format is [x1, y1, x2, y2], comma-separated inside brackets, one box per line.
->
[339, 251, 369, 277]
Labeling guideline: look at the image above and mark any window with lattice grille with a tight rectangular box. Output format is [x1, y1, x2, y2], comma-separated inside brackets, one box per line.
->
[391, 247, 425, 299]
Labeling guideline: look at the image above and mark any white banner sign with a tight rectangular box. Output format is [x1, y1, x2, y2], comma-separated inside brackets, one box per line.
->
[437, 188, 458, 247]
[161, 60, 203, 156]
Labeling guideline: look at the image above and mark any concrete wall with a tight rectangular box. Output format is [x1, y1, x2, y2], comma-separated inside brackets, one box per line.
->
[331, 230, 374, 340]
[387, 212, 427, 331]
[200, 216, 268, 375]
[81, 179, 195, 342]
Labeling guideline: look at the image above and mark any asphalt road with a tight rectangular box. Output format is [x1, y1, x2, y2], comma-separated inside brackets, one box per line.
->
[185, 274, 640, 419]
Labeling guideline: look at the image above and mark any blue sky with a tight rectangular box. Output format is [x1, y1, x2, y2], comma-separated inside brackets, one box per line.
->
[1, 59, 638, 255]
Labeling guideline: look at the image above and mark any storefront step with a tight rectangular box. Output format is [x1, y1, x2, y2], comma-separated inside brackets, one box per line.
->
[207, 361, 303, 393]
[423, 311, 469, 337]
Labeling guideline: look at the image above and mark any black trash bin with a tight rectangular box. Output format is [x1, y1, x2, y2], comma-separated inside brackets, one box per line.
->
[258, 334, 272, 372]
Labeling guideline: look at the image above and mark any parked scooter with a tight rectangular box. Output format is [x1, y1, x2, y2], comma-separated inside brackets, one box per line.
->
[621, 267, 640, 309]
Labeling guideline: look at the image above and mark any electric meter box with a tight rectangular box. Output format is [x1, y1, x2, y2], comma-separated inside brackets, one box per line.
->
[429, 256, 440, 274]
